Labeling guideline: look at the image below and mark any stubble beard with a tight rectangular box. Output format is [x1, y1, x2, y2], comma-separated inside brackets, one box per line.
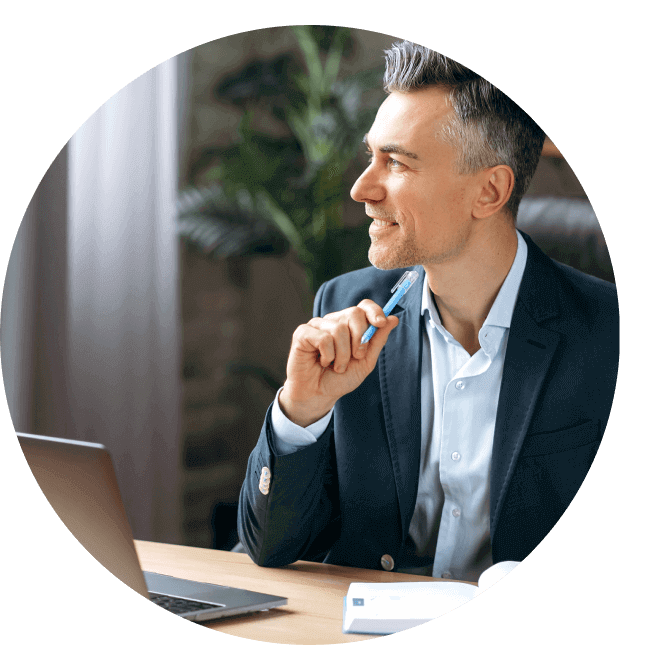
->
[368, 233, 421, 270]
[368, 227, 469, 271]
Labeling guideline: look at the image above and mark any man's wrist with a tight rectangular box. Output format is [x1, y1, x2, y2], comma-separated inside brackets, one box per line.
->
[278, 387, 334, 428]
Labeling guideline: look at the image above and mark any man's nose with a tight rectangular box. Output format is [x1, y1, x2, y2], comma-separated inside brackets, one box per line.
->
[350, 165, 384, 203]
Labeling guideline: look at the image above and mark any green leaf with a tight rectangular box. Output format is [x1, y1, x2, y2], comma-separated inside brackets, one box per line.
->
[291, 26, 323, 98]
[322, 28, 348, 94]
[255, 190, 313, 266]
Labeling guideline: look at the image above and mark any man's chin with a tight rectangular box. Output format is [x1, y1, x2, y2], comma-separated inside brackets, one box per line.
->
[368, 245, 419, 271]
[368, 252, 411, 271]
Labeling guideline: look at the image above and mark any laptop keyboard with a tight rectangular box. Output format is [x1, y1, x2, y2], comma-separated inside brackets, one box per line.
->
[150, 593, 220, 614]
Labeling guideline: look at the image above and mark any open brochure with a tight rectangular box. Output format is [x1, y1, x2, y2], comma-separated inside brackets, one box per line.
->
[342, 560, 519, 635]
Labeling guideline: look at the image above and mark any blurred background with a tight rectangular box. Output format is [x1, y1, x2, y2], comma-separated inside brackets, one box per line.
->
[0, 25, 613, 552]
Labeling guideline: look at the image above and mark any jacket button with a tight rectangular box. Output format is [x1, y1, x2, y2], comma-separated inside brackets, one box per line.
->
[380, 554, 395, 571]
[258, 467, 271, 495]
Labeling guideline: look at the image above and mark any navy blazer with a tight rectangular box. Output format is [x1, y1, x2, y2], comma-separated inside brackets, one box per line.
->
[238, 232, 619, 571]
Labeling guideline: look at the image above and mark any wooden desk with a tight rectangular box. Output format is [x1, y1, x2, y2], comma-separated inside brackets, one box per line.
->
[136, 540, 447, 645]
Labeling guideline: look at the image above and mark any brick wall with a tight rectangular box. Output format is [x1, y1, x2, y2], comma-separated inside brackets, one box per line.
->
[180, 244, 310, 547]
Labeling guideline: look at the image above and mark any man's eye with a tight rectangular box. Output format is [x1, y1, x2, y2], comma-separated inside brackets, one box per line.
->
[364, 151, 404, 169]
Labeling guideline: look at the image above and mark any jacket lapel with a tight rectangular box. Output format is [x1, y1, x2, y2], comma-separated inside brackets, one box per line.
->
[489, 234, 562, 541]
[377, 266, 424, 540]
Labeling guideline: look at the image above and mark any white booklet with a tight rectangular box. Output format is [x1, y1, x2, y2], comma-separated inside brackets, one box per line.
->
[342, 561, 520, 635]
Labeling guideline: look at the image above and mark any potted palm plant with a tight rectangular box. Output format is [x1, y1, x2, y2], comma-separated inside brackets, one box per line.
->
[178, 25, 385, 295]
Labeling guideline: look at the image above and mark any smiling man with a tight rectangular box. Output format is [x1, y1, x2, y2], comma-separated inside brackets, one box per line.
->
[238, 41, 619, 581]
[356, 85, 521, 357]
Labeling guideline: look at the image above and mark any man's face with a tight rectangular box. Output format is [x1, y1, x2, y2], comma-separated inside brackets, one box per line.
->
[351, 87, 480, 271]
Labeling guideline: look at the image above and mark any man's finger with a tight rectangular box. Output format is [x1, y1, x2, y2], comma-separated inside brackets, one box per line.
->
[360, 315, 399, 362]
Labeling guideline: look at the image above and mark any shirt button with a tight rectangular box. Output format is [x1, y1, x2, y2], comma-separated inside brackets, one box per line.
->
[452, 508, 461, 518]
[442, 571, 453, 579]
[380, 554, 395, 571]
[455, 380, 465, 390]
[451, 452, 461, 461]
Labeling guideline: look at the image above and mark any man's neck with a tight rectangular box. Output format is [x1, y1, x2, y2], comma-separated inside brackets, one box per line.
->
[424, 221, 518, 356]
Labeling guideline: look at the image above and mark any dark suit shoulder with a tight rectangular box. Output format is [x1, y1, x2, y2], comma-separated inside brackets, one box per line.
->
[519, 232, 618, 340]
[550, 260, 618, 338]
[554, 259, 617, 304]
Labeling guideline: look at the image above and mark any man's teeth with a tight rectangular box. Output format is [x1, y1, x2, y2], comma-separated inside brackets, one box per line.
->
[373, 220, 397, 227]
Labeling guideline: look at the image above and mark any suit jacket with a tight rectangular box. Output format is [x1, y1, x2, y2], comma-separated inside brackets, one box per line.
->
[238, 231, 619, 571]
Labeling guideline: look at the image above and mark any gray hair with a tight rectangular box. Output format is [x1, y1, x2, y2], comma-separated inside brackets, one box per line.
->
[383, 41, 545, 218]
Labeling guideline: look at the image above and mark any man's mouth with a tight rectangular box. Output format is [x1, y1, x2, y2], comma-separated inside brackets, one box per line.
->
[371, 218, 398, 227]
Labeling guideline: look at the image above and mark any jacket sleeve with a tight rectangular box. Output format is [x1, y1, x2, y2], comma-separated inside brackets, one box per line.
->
[237, 408, 340, 566]
[237, 279, 341, 567]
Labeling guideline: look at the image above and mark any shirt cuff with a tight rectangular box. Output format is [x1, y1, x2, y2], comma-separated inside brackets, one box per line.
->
[270, 386, 334, 455]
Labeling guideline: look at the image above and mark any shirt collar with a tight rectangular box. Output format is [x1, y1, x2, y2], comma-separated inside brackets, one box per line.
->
[421, 229, 528, 331]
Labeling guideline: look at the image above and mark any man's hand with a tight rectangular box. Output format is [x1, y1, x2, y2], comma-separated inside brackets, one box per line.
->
[278, 300, 399, 427]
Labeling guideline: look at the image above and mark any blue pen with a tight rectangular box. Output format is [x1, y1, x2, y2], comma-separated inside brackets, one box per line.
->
[360, 270, 420, 344]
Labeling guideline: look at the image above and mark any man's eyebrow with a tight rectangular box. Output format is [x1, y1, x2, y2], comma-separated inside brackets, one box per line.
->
[362, 134, 420, 161]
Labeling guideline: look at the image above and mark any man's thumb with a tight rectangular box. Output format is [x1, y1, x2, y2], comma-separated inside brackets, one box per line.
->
[365, 315, 399, 359]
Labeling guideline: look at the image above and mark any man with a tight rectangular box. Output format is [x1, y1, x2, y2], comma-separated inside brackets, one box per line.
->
[237, 41, 618, 582]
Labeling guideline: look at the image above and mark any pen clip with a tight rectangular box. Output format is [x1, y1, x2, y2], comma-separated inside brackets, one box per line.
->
[391, 271, 412, 294]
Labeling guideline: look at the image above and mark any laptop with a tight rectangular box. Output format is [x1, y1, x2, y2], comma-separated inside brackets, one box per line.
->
[17, 432, 287, 622]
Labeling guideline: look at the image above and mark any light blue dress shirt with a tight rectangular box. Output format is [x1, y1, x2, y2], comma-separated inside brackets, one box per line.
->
[270, 231, 527, 582]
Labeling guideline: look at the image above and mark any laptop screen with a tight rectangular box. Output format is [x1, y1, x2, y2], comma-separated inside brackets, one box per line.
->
[17, 433, 149, 597]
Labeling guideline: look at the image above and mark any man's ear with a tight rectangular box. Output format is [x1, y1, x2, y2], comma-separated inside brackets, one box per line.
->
[472, 165, 515, 219]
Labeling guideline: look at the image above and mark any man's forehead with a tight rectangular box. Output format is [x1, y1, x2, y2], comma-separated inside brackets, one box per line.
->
[365, 88, 452, 150]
